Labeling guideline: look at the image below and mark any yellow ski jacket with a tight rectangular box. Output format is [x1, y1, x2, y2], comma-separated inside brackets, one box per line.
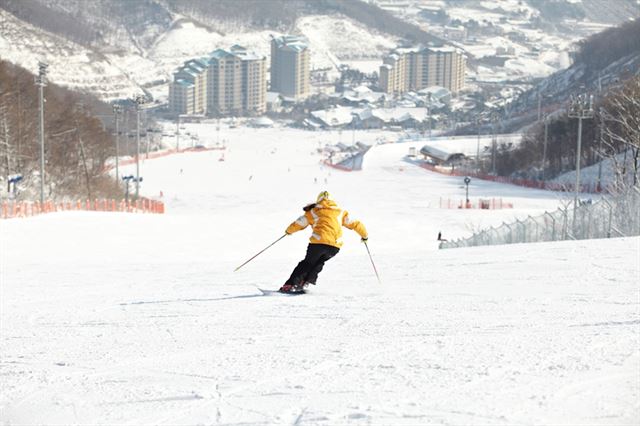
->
[285, 199, 367, 248]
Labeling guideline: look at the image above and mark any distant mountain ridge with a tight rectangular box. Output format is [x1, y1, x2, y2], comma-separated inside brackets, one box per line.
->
[510, 18, 640, 124]
[0, 0, 637, 101]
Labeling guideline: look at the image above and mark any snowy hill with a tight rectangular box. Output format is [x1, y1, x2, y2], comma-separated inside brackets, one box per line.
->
[0, 4, 400, 102]
[0, 9, 146, 100]
[1, 0, 637, 102]
[373, 0, 639, 84]
[2, 124, 639, 424]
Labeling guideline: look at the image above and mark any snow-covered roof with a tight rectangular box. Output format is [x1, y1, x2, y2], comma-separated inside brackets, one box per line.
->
[272, 35, 309, 52]
[339, 88, 385, 104]
[174, 79, 194, 88]
[311, 106, 356, 127]
[353, 85, 372, 94]
[421, 134, 523, 159]
[418, 86, 451, 100]
[252, 117, 274, 127]
[209, 49, 235, 60]
[230, 45, 264, 61]
[354, 107, 429, 123]
[419, 145, 455, 162]
[207, 46, 264, 63]
[370, 107, 428, 122]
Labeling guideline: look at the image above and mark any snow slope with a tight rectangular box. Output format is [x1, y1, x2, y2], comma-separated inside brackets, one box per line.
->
[552, 150, 638, 188]
[1, 126, 639, 425]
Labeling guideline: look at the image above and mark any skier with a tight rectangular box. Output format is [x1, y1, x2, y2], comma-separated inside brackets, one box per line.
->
[280, 191, 368, 293]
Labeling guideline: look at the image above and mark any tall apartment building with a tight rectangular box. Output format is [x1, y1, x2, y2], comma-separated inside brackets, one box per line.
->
[379, 45, 466, 95]
[379, 53, 407, 95]
[231, 45, 267, 115]
[206, 45, 266, 116]
[169, 46, 266, 116]
[169, 58, 208, 115]
[270, 35, 310, 100]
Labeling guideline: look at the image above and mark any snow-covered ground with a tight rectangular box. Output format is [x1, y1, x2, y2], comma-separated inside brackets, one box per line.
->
[553, 150, 638, 188]
[1, 126, 639, 425]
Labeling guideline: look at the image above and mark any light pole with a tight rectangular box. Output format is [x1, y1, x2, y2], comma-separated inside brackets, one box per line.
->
[427, 93, 433, 139]
[176, 114, 181, 152]
[537, 90, 543, 122]
[134, 95, 146, 199]
[542, 113, 549, 182]
[597, 108, 605, 191]
[476, 118, 481, 173]
[464, 176, 471, 204]
[35, 62, 48, 205]
[112, 104, 121, 184]
[568, 93, 594, 219]
[491, 113, 498, 175]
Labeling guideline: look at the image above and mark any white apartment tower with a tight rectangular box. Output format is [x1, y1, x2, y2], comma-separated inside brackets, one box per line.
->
[379, 53, 407, 95]
[207, 46, 266, 116]
[169, 58, 208, 115]
[379, 45, 466, 95]
[270, 35, 310, 100]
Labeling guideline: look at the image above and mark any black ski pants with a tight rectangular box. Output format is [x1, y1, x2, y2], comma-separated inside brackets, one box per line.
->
[286, 243, 339, 286]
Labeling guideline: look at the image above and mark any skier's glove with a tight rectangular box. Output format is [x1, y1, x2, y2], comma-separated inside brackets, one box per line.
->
[361, 237, 368, 243]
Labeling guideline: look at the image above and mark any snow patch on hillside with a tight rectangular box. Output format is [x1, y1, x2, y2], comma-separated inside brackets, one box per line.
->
[0, 10, 143, 101]
[552, 151, 637, 187]
[297, 14, 399, 62]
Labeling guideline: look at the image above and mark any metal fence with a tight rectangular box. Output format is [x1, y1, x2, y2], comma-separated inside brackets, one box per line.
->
[440, 185, 640, 249]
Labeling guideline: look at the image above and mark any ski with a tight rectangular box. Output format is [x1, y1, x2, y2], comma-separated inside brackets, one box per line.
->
[258, 288, 306, 296]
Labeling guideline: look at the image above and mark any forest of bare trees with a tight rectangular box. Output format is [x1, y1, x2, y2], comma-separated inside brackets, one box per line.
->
[0, 60, 120, 201]
[575, 18, 640, 74]
[492, 16, 640, 188]
[494, 75, 639, 189]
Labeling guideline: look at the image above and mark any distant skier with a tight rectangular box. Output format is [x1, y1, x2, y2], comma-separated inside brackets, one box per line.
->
[280, 191, 368, 293]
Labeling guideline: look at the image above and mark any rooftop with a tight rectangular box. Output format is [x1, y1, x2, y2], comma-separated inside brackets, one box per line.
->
[208, 46, 264, 62]
[272, 34, 309, 52]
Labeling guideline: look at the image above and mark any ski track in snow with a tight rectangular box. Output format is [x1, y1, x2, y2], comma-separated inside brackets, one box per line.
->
[1, 125, 639, 425]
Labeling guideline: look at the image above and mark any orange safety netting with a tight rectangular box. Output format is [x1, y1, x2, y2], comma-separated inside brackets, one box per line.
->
[1, 198, 165, 219]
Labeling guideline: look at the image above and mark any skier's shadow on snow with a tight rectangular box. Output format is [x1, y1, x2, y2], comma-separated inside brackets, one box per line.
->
[120, 292, 268, 306]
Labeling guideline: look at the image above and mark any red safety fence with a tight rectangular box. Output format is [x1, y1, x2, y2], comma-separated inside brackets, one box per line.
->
[1, 198, 165, 219]
[420, 163, 603, 193]
[439, 197, 514, 210]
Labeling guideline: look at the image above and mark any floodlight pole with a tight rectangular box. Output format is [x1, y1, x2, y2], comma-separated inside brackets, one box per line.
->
[476, 118, 481, 173]
[134, 95, 145, 199]
[427, 93, 432, 139]
[36, 62, 48, 205]
[597, 110, 604, 191]
[176, 114, 180, 152]
[542, 113, 549, 182]
[568, 93, 594, 223]
[537, 90, 542, 122]
[113, 104, 121, 184]
[491, 114, 498, 175]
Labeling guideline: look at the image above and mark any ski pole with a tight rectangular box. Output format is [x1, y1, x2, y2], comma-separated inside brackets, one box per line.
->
[234, 234, 287, 272]
[363, 241, 382, 284]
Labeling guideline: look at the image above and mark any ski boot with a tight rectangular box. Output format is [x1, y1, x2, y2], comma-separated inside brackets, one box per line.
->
[279, 282, 307, 293]
[279, 284, 295, 293]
